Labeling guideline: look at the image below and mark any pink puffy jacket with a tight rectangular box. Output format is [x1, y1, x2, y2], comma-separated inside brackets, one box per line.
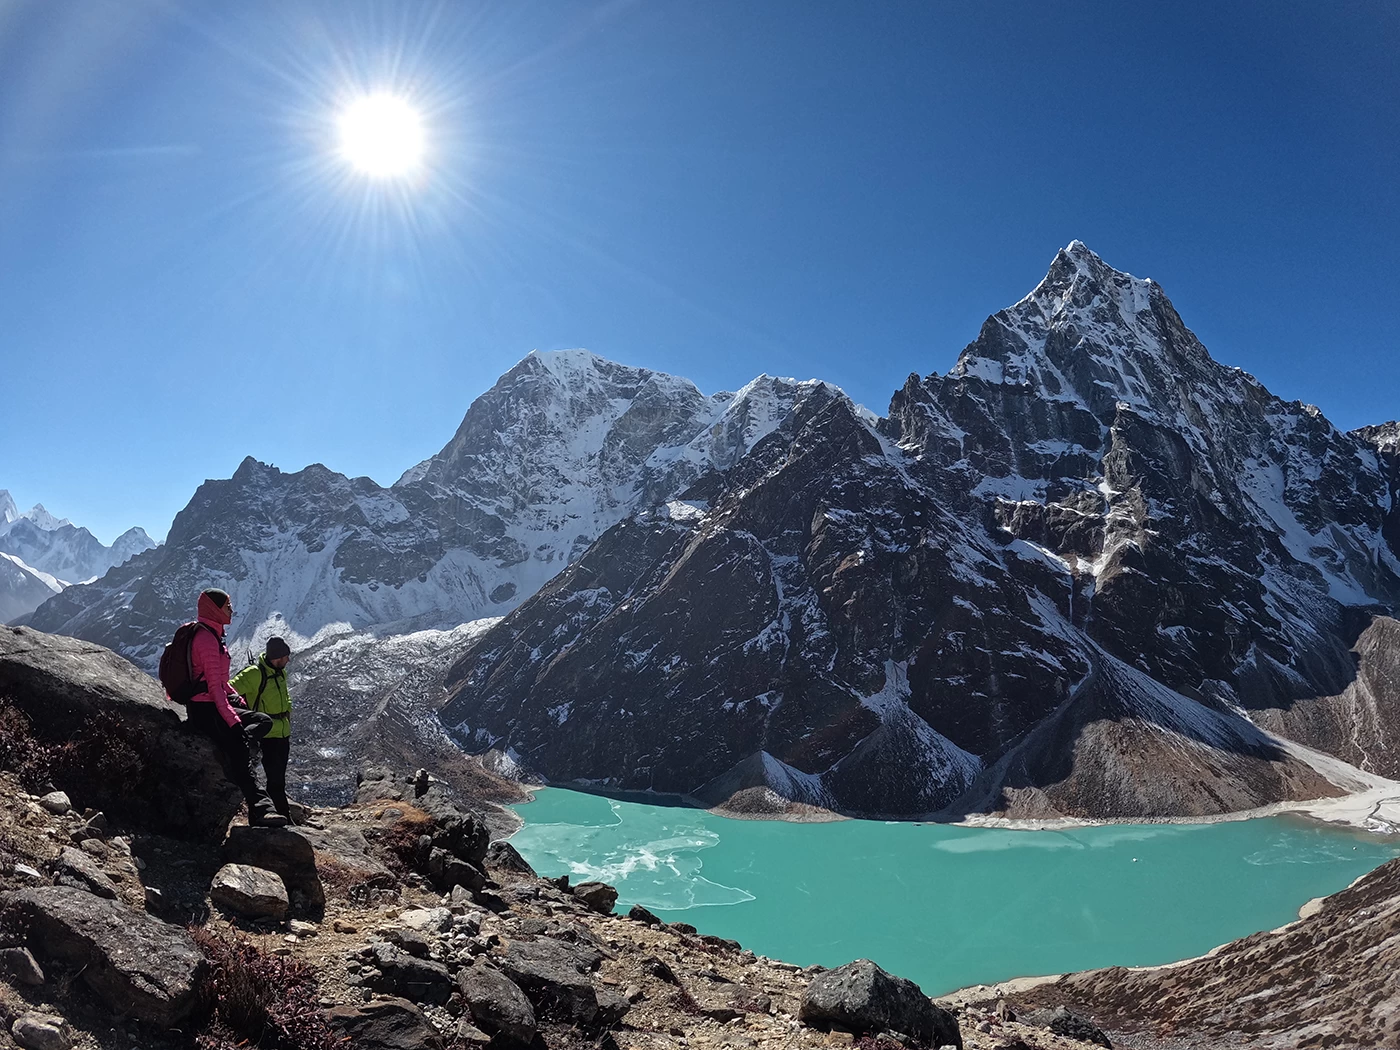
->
[189, 595, 245, 728]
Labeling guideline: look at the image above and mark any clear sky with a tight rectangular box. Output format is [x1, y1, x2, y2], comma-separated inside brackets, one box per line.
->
[2, 1, 1396, 543]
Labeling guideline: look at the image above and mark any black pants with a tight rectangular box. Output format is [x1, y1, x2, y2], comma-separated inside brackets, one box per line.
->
[186, 701, 272, 812]
[259, 736, 291, 817]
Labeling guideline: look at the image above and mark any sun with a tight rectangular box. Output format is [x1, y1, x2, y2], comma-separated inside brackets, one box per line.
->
[337, 93, 425, 178]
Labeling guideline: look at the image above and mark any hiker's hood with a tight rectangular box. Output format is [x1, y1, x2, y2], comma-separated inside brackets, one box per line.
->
[197, 591, 231, 629]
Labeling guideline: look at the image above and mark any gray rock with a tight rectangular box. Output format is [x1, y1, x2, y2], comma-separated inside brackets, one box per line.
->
[498, 935, 603, 1025]
[573, 880, 618, 914]
[628, 903, 661, 925]
[222, 825, 325, 911]
[210, 863, 289, 920]
[10, 1013, 71, 1050]
[484, 840, 536, 875]
[398, 906, 453, 933]
[457, 960, 536, 1045]
[799, 959, 961, 1049]
[323, 996, 444, 1049]
[54, 847, 118, 900]
[454, 1018, 492, 1046]
[1023, 1006, 1112, 1048]
[382, 927, 434, 958]
[37, 792, 71, 815]
[0, 628, 242, 840]
[0, 946, 45, 986]
[3, 885, 207, 1026]
[369, 942, 454, 1005]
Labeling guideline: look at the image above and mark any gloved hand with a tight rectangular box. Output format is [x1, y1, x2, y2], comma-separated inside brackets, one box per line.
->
[239, 711, 274, 741]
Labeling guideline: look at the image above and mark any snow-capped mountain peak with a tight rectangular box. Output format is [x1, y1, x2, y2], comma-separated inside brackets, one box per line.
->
[22, 503, 72, 531]
[0, 491, 17, 528]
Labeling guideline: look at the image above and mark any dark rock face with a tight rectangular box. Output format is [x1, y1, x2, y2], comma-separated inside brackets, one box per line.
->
[484, 840, 535, 876]
[322, 997, 444, 1050]
[497, 935, 604, 1025]
[2, 886, 207, 1027]
[572, 880, 618, 915]
[439, 245, 1400, 819]
[1022, 1006, 1112, 1047]
[0, 627, 241, 839]
[799, 959, 961, 1048]
[457, 961, 537, 1045]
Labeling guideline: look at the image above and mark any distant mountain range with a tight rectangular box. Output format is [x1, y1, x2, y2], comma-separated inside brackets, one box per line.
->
[0, 492, 155, 622]
[22, 244, 1400, 819]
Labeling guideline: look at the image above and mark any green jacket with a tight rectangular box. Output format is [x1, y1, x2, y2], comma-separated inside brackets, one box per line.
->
[231, 656, 292, 740]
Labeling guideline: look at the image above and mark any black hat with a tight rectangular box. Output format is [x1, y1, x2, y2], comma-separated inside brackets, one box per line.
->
[265, 636, 291, 660]
[201, 588, 231, 608]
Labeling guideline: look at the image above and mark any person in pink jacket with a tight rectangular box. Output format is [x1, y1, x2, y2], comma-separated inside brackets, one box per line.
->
[183, 588, 286, 828]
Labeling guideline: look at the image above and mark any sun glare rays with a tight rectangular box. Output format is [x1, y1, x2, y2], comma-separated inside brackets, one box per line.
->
[337, 92, 425, 178]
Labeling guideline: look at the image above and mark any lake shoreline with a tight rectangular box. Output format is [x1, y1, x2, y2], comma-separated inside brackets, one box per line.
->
[508, 780, 1400, 835]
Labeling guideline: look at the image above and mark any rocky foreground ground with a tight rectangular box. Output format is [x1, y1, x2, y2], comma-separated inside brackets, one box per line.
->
[0, 626, 1397, 1050]
[0, 753, 1141, 1050]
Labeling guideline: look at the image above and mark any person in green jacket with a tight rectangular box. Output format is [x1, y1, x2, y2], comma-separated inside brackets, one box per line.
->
[231, 636, 295, 821]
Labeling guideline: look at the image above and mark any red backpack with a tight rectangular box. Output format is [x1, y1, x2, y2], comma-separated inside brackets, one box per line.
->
[158, 621, 215, 703]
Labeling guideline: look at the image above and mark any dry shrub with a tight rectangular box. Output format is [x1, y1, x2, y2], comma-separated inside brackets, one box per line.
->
[0, 698, 51, 791]
[369, 803, 434, 877]
[314, 853, 397, 907]
[191, 927, 339, 1050]
[0, 697, 154, 814]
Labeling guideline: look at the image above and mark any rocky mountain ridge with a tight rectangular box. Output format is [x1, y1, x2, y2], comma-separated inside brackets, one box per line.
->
[23, 353, 836, 669]
[439, 244, 1400, 818]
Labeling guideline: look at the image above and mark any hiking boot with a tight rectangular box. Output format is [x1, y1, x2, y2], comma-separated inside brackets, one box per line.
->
[249, 803, 288, 828]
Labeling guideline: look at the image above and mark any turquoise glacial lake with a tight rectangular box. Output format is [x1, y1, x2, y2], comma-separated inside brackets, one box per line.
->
[508, 788, 1400, 996]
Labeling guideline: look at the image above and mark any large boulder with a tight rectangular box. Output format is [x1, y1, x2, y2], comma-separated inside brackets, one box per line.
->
[0, 627, 241, 840]
[457, 961, 537, 1045]
[323, 997, 443, 1050]
[572, 881, 618, 914]
[368, 942, 454, 1005]
[209, 863, 289, 921]
[800, 959, 961, 1049]
[1, 886, 207, 1026]
[498, 935, 603, 1025]
[222, 825, 325, 911]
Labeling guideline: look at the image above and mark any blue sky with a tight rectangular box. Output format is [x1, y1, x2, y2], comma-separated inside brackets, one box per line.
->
[2, 1, 1396, 543]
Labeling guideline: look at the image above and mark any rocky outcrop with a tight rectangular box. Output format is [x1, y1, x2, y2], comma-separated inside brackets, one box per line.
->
[800, 959, 962, 1048]
[1, 885, 207, 1026]
[0, 626, 241, 839]
[1006, 856, 1400, 1049]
